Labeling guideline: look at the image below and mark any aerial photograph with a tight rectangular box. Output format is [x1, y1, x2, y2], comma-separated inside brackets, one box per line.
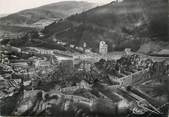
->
[0, 0, 168, 116]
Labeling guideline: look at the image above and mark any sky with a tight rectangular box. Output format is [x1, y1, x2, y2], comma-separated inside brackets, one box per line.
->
[0, 0, 113, 14]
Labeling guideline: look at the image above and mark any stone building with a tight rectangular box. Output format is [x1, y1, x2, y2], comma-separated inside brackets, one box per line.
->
[60, 59, 74, 74]
[99, 41, 108, 55]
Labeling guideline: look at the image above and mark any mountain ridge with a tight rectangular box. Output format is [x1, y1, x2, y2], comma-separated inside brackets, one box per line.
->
[42, 0, 168, 52]
[0, 1, 96, 27]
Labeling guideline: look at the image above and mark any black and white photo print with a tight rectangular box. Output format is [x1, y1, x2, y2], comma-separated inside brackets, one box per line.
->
[0, 0, 168, 116]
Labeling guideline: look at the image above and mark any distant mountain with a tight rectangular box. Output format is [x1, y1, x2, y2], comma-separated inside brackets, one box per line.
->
[0, 14, 9, 18]
[0, 1, 96, 27]
[43, 0, 168, 52]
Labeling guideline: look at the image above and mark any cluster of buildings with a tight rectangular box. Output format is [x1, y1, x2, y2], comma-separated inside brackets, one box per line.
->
[0, 36, 168, 116]
[0, 51, 9, 64]
[25, 47, 54, 55]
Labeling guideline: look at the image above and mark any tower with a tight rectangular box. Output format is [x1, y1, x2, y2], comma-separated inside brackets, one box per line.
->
[83, 42, 87, 53]
[99, 41, 108, 55]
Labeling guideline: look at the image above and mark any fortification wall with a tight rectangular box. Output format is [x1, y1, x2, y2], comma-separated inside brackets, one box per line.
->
[109, 69, 151, 87]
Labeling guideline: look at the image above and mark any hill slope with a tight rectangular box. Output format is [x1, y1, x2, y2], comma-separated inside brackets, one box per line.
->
[0, 14, 9, 18]
[43, 0, 168, 52]
[0, 1, 96, 26]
